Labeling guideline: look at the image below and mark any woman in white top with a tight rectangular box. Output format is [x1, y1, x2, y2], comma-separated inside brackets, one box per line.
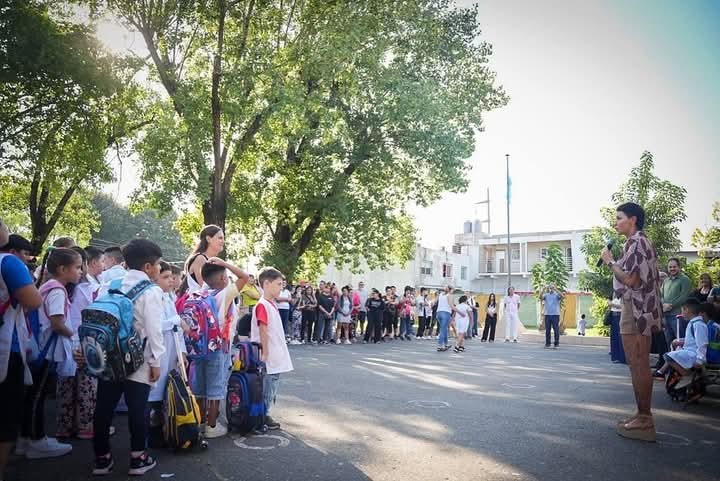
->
[184, 225, 225, 294]
[503, 286, 521, 343]
[435, 285, 454, 352]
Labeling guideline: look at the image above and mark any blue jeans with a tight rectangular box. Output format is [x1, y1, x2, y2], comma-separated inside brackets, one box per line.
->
[437, 311, 451, 346]
[545, 315, 560, 346]
[279, 308, 290, 336]
[401, 315, 413, 337]
[664, 314, 687, 344]
[263, 373, 281, 416]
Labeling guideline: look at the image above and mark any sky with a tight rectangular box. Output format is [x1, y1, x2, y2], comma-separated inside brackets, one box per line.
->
[96, 0, 720, 250]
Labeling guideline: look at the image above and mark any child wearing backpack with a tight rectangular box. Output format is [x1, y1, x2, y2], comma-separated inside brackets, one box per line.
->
[251, 267, 294, 430]
[185, 258, 248, 439]
[18, 247, 81, 459]
[55, 247, 100, 440]
[653, 300, 711, 381]
[90, 239, 166, 476]
[147, 261, 188, 446]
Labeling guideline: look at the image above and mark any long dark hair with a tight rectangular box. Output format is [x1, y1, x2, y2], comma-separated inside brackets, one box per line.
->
[192, 225, 222, 256]
[66, 246, 88, 301]
[487, 293, 496, 306]
[36, 247, 81, 288]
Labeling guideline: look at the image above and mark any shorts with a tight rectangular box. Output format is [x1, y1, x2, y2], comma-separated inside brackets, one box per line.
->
[620, 299, 640, 335]
[357, 311, 367, 322]
[190, 351, 230, 401]
[455, 316, 470, 334]
[0, 352, 26, 442]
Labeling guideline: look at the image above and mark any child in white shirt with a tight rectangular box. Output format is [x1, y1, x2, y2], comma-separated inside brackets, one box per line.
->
[454, 296, 471, 353]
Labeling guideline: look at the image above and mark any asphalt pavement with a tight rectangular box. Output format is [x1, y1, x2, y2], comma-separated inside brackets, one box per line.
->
[11, 336, 720, 481]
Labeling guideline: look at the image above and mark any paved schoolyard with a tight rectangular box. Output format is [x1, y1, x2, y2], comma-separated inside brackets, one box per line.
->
[12, 337, 720, 481]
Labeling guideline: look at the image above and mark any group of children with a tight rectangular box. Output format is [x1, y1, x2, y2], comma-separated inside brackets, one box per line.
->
[0, 225, 293, 478]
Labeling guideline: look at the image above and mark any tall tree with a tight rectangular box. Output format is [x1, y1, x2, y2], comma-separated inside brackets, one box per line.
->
[107, 0, 507, 279]
[0, 0, 149, 251]
[90, 194, 189, 262]
[684, 201, 720, 286]
[580, 151, 687, 319]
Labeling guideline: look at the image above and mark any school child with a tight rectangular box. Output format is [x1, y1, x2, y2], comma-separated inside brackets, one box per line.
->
[251, 267, 294, 430]
[188, 258, 248, 438]
[91, 239, 166, 476]
[18, 248, 81, 459]
[578, 314, 587, 336]
[147, 262, 187, 445]
[454, 296, 471, 353]
[55, 247, 99, 440]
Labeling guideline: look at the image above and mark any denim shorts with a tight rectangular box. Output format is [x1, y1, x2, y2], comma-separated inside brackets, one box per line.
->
[191, 351, 230, 401]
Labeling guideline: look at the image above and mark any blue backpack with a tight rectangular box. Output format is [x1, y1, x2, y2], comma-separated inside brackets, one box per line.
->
[79, 279, 153, 382]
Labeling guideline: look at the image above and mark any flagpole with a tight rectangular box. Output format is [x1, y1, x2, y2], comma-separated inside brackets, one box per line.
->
[506, 153, 511, 290]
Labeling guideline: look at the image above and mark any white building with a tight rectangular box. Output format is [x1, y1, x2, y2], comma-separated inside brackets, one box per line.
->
[320, 221, 590, 294]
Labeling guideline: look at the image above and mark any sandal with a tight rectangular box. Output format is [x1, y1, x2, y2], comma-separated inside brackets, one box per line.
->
[616, 416, 656, 442]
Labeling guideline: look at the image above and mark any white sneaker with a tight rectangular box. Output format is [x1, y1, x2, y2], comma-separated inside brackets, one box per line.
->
[344, 340, 351, 345]
[289, 339, 301, 345]
[204, 423, 228, 439]
[15, 437, 29, 456]
[335, 339, 341, 345]
[25, 436, 72, 459]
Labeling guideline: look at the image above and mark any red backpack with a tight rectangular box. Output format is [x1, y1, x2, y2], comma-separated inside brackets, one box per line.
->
[181, 290, 232, 359]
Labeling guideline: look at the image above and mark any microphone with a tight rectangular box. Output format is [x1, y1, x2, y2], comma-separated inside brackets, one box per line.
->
[597, 239, 616, 267]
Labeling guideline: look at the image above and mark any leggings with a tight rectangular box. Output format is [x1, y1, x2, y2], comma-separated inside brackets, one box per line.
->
[22, 360, 52, 440]
[364, 313, 382, 342]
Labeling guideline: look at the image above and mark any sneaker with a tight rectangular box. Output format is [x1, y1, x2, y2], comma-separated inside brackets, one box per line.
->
[363, 340, 368, 344]
[289, 339, 301, 345]
[544, 345, 551, 349]
[26, 436, 72, 459]
[405, 335, 412, 341]
[553, 345, 558, 350]
[93, 454, 114, 476]
[513, 339, 518, 343]
[437, 346, 444, 352]
[335, 339, 341, 345]
[453, 346, 461, 353]
[265, 416, 281, 430]
[652, 370, 665, 381]
[14, 437, 29, 456]
[344, 340, 351, 345]
[128, 452, 157, 476]
[504, 339, 510, 343]
[489, 340, 494, 343]
[459, 346, 465, 351]
[481, 339, 487, 342]
[204, 423, 228, 439]
[77, 430, 94, 440]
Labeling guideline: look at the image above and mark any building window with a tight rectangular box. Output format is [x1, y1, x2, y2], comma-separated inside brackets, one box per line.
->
[460, 266, 468, 280]
[512, 248, 520, 260]
[452, 244, 462, 254]
[540, 248, 548, 259]
[420, 266, 432, 275]
[442, 263, 453, 278]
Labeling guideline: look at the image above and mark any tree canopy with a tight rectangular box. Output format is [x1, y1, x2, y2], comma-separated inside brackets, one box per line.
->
[0, 0, 149, 252]
[97, 0, 507, 279]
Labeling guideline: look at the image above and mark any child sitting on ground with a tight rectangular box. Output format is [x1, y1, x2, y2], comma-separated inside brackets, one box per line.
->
[653, 299, 712, 381]
[577, 314, 587, 336]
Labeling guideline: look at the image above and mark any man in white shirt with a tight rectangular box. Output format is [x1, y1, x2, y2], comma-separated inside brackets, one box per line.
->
[503, 286, 521, 343]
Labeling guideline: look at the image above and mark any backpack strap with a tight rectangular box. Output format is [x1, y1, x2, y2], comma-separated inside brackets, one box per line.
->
[124, 280, 154, 302]
[107, 278, 124, 295]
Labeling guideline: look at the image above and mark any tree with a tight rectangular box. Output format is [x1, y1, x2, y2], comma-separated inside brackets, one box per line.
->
[99, 0, 507, 280]
[530, 244, 569, 331]
[90, 194, 189, 263]
[0, 1, 149, 252]
[579, 151, 687, 326]
[684, 201, 720, 286]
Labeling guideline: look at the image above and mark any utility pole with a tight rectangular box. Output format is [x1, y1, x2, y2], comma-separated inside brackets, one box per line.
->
[506, 153, 511, 290]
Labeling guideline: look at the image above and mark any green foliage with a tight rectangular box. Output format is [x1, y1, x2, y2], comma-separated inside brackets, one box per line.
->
[580, 151, 687, 323]
[530, 244, 569, 299]
[102, 0, 507, 280]
[91, 194, 188, 263]
[0, 1, 149, 251]
[588, 294, 611, 337]
[684, 201, 720, 287]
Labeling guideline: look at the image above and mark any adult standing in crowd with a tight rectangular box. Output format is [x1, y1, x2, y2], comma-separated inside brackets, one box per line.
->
[277, 280, 292, 340]
[503, 287, 521, 343]
[601, 202, 662, 442]
[661, 258, 692, 345]
[435, 285, 454, 352]
[692, 273, 713, 302]
[300, 286, 318, 344]
[355, 281, 368, 337]
[185, 225, 225, 293]
[481, 293, 498, 342]
[542, 284, 562, 349]
[416, 288, 432, 339]
[316, 284, 335, 344]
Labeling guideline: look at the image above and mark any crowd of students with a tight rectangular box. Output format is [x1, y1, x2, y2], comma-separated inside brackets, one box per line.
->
[0, 222, 293, 478]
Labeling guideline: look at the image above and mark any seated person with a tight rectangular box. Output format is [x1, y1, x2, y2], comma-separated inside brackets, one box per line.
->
[654, 299, 713, 380]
